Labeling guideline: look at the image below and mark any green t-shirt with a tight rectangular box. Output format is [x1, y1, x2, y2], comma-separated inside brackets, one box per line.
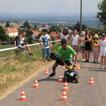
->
[58, 45, 76, 61]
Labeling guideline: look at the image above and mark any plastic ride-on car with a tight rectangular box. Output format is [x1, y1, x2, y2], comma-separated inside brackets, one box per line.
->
[64, 65, 79, 83]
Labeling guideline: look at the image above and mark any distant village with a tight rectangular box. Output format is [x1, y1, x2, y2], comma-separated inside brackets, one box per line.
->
[0, 21, 80, 45]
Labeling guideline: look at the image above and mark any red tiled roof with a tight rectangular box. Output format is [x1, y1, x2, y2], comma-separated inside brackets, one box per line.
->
[6, 27, 18, 33]
[32, 29, 40, 36]
[50, 31, 60, 39]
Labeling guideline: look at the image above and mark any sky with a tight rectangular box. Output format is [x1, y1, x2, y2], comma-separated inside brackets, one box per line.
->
[0, 0, 102, 16]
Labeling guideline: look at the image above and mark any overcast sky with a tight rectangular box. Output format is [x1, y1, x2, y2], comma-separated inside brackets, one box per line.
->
[0, 0, 102, 15]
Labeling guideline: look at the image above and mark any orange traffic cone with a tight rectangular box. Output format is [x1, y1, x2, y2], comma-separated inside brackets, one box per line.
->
[19, 90, 28, 101]
[76, 63, 80, 70]
[60, 91, 68, 101]
[45, 68, 49, 75]
[58, 75, 63, 82]
[89, 77, 94, 85]
[63, 82, 69, 91]
[32, 80, 39, 88]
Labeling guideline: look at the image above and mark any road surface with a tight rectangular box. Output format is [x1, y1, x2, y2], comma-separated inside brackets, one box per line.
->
[0, 57, 106, 106]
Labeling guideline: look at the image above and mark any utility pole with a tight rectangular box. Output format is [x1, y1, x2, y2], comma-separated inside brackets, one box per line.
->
[80, 0, 82, 35]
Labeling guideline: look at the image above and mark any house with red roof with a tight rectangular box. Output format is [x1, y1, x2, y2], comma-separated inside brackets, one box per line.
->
[6, 27, 18, 37]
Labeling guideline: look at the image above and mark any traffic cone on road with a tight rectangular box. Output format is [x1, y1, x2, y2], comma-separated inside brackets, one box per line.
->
[76, 63, 80, 70]
[63, 82, 69, 91]
[19, 90, 28, 101]
[59, 90, 68, 101]
[89, 77, 94, 85]
[45, 68, 49, 75]
[32, 80, 39, 88]
[58, 75, 63, 82]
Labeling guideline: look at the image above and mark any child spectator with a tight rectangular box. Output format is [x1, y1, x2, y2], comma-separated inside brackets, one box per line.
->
[92, 34, 99, 63]
[39, 29, 52, 61]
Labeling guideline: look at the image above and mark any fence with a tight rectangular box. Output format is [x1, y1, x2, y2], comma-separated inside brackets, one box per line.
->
[0, 40, 61, 52]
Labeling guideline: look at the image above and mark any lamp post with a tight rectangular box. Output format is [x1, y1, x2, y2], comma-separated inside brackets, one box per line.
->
[80, 0, 82, 34]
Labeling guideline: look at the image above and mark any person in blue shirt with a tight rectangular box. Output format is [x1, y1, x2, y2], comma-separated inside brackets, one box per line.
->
[39, 29, 52, 61]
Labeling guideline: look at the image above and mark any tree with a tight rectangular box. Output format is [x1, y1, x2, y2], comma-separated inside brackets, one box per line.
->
[5, 22, 11, 27]
[23, 21, 30, 30]
[49, 26, 61, 33]
[97, 0, 106, 26]
[0, 26, 10, 41]
[74, 22, 87, 32]
[26, 30, 33, 44]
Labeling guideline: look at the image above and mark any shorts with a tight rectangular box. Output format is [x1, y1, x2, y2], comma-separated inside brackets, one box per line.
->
[56, 58, 72, 66]
[18, 45, 26, 50]
[100, 51, 106, 56]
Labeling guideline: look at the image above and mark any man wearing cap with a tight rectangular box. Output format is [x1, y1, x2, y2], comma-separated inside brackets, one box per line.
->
[49, 39, 77, 77]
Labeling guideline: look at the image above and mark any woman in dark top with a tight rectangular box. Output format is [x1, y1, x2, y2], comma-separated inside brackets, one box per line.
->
[84, 31, 92, 62]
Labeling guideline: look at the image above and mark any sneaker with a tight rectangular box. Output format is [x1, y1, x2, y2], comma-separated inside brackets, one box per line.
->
[49, 72, 56, 78]
[104, 67, 106, 69]
[29, 53, 33, 55]
[84, 60, 89, 62]
[82, 59, 86, 62]
[100, 66, 104, 70]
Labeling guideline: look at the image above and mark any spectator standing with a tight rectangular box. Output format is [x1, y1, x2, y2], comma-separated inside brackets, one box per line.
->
[92, 34, 99, 63]
[60, 29, 70, 41]
[99, 33, 106, 69]
[39, 29, 52, 61]
[71, 30, 80, 54]
[84, 31, 92, 62]
[80, 31, 86, 61]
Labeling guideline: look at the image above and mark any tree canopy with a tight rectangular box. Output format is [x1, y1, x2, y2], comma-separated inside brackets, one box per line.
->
[0, 26, 10, 41]
[97, 0, 106, 26]
[5, 22, 11, 27]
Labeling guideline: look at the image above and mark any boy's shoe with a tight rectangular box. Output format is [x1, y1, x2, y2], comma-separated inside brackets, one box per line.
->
[95, 61, 98, 64]
[84, 60, 89, 62]
[82, 59, 86, 62]
[29, 53, 33, 55]
[49, 72, 56, 78]
[100, 66, 104, 70]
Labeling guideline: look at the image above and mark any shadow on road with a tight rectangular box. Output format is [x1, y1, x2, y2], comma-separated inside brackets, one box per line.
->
[88, 68, 106, 72]
[37, 77, 58, 82]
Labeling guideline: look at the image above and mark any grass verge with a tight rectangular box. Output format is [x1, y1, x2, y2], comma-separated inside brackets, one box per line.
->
[0, 43, 59, 99]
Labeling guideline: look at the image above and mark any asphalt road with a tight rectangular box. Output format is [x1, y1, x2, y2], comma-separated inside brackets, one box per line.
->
[0, 58, 106, 106]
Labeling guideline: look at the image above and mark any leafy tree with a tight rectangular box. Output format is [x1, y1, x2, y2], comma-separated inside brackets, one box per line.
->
[49, 26, 61, 33]
[34, 24, 38, 29]
[5, 22, 11, 27]
[97, 0, 106, 26]
[74, 22, 87, 32]
[26, 30, 33, 44]
[0, 26, 10, 41]
[23, 21, 30, 30]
